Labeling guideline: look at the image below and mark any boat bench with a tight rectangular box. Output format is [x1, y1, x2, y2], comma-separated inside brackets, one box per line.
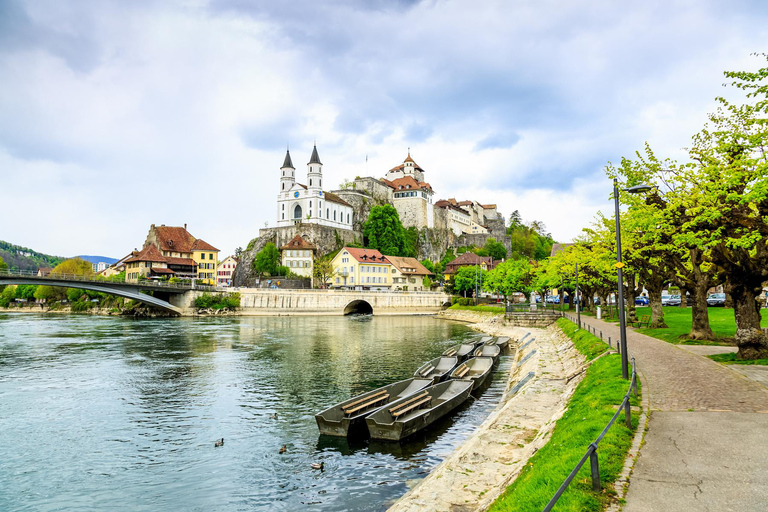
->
[388, 391, 430, 418]
[419, 364, 435, 377]
[453, 364, 470, 378]
[444, 348, 457, 357]
[390, 396, 432, 418]
[344, 393, 390, 415]
[342, 389, 388, 415]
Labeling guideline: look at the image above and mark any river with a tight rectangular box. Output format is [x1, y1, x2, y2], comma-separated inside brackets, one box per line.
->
[0, 313, 512, 511]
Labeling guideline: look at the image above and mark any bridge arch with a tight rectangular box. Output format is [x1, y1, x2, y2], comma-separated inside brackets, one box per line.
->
[344, 299, 373, 315]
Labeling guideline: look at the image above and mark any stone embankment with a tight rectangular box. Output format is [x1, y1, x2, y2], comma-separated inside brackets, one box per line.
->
[389, 312, 587, 511]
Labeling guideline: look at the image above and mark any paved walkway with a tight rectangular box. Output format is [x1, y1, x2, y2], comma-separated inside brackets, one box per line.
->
[567, 314, 768, 511]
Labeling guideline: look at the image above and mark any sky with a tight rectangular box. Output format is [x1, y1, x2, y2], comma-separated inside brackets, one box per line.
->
[1, 0, 766, 259]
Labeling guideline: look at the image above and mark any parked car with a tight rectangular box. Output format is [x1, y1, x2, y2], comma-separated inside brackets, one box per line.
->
[707, 293, 726, 307]
[545, 295, 559, 304]
[661, 294, 681, 306]
[634, 296, 649, 306]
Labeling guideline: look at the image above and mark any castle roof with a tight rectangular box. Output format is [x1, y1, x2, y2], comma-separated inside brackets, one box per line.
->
[309, 145, 322, 165]
[381, 176, 433, 193]
[282, 149, 294, 169]
[280, 235, 317, 251]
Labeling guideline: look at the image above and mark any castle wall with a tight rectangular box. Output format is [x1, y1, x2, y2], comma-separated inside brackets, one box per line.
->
[394, 197, 430, 229]
[352, 177, 393, 202]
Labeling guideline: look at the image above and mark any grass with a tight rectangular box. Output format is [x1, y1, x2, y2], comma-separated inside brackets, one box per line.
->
[707, 353, 768, 366]
[632, 306, 768, 346]
[448, 304, 505, 314]
[489, 318, 640, 512]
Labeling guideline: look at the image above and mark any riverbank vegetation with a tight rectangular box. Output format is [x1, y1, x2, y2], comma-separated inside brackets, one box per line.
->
[490, 318, 640, 512]
[447, 303, 504, 314]
[193, 292, 241, 310]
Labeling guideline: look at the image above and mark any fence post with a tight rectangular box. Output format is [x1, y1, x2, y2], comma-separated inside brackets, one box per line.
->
[624, 399, 632, 428]
[589, 444, 601, 491]
[608, 336, 611, 347]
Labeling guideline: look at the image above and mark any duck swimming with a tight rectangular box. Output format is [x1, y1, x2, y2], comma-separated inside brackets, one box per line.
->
[279, 445, 287, 454]
[310, 462, 324, 471]
[214, 438, 224, 447]
[270, 413, 278, 420]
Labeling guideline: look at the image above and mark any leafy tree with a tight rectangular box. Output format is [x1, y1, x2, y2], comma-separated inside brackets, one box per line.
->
[420, 259, 435, 273]
[0, 255, 7, 271]
[483, 259, 535, 301]
[15, 284, 37, 300]
[481, 238, 507, 261]
[508, 210, 523, 228]
[252, 243, 281, 276]
[0, 285, 15, 307]
[363, 204, 408, 256]
[404, 227, 419, 258]
[313, 258, 337, 288]
[453, 265, 486, 297]
[34, 257, 93, 302]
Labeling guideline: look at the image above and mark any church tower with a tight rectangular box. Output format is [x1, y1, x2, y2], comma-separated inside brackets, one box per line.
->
[280, 148, 295, 192]
[307, 144, 323, 218]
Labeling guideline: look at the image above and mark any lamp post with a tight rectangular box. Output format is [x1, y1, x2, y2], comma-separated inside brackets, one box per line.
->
[575, 261, 581, 330]
[614, 178, 654, 380]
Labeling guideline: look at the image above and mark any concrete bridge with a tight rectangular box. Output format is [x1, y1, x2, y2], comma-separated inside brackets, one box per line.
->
[0, 270, 212, 314]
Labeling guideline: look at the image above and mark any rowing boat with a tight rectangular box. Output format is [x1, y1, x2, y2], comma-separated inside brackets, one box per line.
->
[442, 343, 476, 361]
[365, 379, 474, 441]
[413, 356, 459, 384]
[490, 336, 510, 350]
[315, 378, 433, 437]
[472, 344, 500, 364]
[449, 356, 494, 391]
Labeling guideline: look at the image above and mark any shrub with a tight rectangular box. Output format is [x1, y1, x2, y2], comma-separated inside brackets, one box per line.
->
[194, 292, 240, 310]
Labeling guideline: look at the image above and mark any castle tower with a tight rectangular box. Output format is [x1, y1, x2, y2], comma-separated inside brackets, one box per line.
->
[280, 148, 295, 192]
[307, 144, 323, 218]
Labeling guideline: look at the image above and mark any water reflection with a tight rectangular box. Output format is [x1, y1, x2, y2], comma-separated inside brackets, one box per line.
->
[0, 313, 509, 512]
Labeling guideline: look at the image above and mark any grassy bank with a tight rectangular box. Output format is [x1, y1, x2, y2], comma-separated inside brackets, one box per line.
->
[447, 304, 505, 314]
[632, 307, 768, 345]
[489, 318, 640, 512]
[708, 353, 768, 366]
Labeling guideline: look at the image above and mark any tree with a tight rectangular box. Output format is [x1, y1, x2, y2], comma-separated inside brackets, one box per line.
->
[508, 210, 523, 228]
[34, 257, 93, 302]
[453, 265, 486, 297]
[313, 258, 336, 288]
[0, 255, 7, 271]
[363, 204, 407, 256]
[481, 238, 507, 261]
[252, 243, 281, 276]
[15, 284, 37, 300]
[0, 285, 15, 307]
[484, 259, 535, 301]
[420, 259, 435, 273]
[403, 226, 419, 258]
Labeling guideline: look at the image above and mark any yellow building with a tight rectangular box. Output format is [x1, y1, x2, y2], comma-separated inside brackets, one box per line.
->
[191, 239, 220, 284]
[330, 247, 392, 290]
[386, 256, 433, 291]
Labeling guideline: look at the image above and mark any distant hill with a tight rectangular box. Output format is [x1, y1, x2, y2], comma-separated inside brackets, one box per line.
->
[76, 255, 118, 265]
[0, 240, 66, 272]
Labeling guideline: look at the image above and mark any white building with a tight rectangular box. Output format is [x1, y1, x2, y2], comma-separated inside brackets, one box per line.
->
[381, 153, 434, 229]
[280, 235, 316, 281]
[276, 146, 354, 230]
[216, 256, 238, 287]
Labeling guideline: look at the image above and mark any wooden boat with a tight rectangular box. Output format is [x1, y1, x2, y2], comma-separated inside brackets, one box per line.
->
[473, 344, 500, 364]
[365, 379, 474, 441]
[414, 356, 459, 384]
[449, 357, 494, 391]
[315, 378, 433, 437]
[487, 336, 510, 350]
[442, 343, 476, 361]
[478, 336, 494, 346]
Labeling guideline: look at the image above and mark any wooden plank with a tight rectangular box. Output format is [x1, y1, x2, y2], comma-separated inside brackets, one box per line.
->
[457, 367, 470, 378]
[344, 394, 389, 415]
[389, 390, 429, 413]
[419, 364, 435, 377]
[342, 389, 388, 411]
[391, 396, 432, 418]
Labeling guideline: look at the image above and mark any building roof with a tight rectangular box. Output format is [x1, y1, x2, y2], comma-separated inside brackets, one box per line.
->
[444, 252, 495, 273]
[153, 225, 197, 254]
[481, 204, 497, 209]
[434, 199, 469, 213]
[191, 238, 219, 252]
[324, 191, 351, 207]
[282, 149, 294, 169]
[341, 247, 390, 264]
[309, 144, 322, 165]
[386, 256, 432, 276]
[124, 244, 168, 264]
[381, 176, 433, 193]
[150, 267, 176, 274]
[389, 152, 424, 173]
[550, 243, 575, 257]
[165, 256, 197, 267]
[281, 235, 317, 251]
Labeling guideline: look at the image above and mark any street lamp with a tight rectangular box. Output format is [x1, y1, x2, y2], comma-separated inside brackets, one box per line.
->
[614, 178, 653, 380]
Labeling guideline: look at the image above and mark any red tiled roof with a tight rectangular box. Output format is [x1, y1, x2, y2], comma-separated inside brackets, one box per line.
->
[150, 267, 176, 274]
[341, 247, 390, 264]
[281, 235, 317, 250]
[386, 256, 433, 276]
[153, 226, 197, 253]
[165, 256, 196, 267]
[443, 252, 496, 274]
[191, 239, 219, 252]
[124, 244, 167, 264]
[481, 204, 497, 209]
[434, 200, 467, 213]
[381, 176, 433, 193]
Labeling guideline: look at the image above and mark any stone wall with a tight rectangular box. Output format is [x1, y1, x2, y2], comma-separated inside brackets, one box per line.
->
[504, 311, 561, 327]
[351, 177, 393, 202]
[394, 197, 430, 229]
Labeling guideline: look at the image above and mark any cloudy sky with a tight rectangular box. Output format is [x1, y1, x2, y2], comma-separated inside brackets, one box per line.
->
[1, 0, 766, 259]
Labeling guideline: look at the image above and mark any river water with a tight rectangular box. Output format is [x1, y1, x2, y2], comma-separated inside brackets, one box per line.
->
[0, 313, 512, 511]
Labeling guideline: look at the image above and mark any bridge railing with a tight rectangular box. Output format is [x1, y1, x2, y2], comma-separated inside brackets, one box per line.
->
[0, 268, 215, 291]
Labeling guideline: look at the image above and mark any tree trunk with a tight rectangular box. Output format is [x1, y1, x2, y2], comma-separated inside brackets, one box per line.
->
[624, 282, 637, 323]
[688, 281, 714, 340]
[730, 284, 768, 359]
[647, 287, 667, 328]
[678, 287, 688, 308]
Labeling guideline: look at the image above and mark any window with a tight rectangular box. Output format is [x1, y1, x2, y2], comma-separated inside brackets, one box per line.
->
[347, 214, 350, 223]
[350, 277, 354, 283]
[294, 204, 302, 218]
[326, 208, 329, 219]
[282, 204, 284, 210]
[333, 211, 336, 221]
[310, 179, 312, 186]
[309, 201, 312, 208]
[282, 213, 285, 219]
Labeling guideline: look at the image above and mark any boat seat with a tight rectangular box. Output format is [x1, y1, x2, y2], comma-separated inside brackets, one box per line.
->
[390, 396, 432, 418]
[342, 389, 388, 412]
[456, 366, 470, 378]
[419, 364, 435, 377]
[444, 348, 457, 357]
[453, 364, 468, 377]
[344, 393, 389, 415]
[388, 390, 429, 415]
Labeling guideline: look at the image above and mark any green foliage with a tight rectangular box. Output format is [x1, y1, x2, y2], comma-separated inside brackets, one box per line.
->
[15, 284, 37, 300]
[0, 255, 7, 271]
[422, 276, 433, 288]
[482, 237, 508, 260]
[633, 306, 768, 345]
[363, 204, 408, 256]
[420, 259, 435, 273]
[483, 259, 535, 299]
[70, 301, 94, 313]
[448, 303, 505, 314]
[67, 288, 86, 302]
[253, 243, 281, 276]
[193, 292, 241, 310]
[246, 238, 258, 252]
[440, 249, 456, 268]
[0, 285, 15, 307]
[0, 240, 65, 272]
[313, 258, 336, 288]
[404, 226, 419, 258]
[708, 352, 768, 365]
[34, 257, 94, 302]
[490, 319, 638, 512]
[453, 265, 486, 296]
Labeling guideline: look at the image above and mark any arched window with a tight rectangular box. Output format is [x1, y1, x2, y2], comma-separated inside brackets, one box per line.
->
[282, 213, 285, 220]
[282, 183, 284, 190]
[294, 204, 302, 219]
[310, 178, 313, 186]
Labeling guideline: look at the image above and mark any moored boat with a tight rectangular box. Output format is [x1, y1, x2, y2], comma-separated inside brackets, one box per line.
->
[414, 356, 459, 384]
[478, 336, 494, 346]
[315, 378, 434, 437]
[442, 343, 476, 361]
[449, 357, 494, 391]
[473, 344, 500, 364]
[365, 379, 474, 441]
[491, 336, 510, 350]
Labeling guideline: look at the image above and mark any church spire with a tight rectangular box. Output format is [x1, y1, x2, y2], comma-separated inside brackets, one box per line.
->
[309, 144, 322, 165]
[282, 148, 294, 169]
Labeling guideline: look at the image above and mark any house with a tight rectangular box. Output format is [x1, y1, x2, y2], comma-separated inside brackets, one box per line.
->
[99, 251, 138, 278]
[124, 244, 197, 281]
[216, 256, 238, 287]
[386, 256, 433, 291]
[37, 268, 52, 277]
[443, 252, 497, 281]
[280, 235, 316, 282]
[330, 247, 392, 290]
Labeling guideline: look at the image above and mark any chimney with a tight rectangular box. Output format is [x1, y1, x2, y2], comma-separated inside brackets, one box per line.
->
[184, 223, 187, 231]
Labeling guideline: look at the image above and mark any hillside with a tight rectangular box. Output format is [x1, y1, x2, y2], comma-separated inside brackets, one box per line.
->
[0, 241, 66, 272]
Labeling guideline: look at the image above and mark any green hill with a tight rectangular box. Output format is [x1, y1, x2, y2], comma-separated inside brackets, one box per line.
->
[0, 241, 66, 272]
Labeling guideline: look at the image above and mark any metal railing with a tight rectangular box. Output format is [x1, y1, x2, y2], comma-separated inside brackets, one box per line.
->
[505, 302, 561, 313]
[0, 268, 215, 291]
[542, 356, 638, 512]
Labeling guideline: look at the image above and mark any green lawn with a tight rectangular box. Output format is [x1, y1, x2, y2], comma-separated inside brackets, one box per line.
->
[489, 318, 640, 512]
[633, 306, 768, 345]
[447, 304, 505, 314]
[708, 352, 768, 366]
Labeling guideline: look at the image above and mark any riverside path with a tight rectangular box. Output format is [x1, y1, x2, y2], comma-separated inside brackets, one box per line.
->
[568, 313, 768, 511]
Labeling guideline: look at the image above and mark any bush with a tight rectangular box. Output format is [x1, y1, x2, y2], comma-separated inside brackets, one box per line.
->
[194, 292, 240, 310]
[450, 297, 475, 306]
[71, 301, 93, 313]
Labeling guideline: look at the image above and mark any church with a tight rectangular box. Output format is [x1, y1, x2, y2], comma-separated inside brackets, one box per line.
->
[276, 145, 354, 230]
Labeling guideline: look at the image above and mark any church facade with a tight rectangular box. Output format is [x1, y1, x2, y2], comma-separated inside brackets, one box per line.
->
[276, 145, 354, 230]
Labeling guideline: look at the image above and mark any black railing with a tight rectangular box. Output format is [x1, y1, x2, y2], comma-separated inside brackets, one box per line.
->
[542, 356, 638, 512]
[0, 268, 214, 291]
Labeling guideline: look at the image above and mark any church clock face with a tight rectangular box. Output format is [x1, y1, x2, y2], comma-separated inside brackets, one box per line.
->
[294, 191, 300, 198]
